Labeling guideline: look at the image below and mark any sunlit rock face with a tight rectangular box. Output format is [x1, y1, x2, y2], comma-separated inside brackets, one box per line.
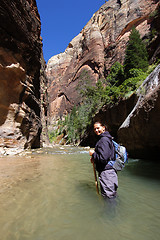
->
[118, 64, 160, 159]
[0, 0, 44, 154]
[46, 0, 159, 121]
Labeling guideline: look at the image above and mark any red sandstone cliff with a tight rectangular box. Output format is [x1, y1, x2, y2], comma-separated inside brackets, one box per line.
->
[0, 0, 48, 155]
[46, 0, 159, 122]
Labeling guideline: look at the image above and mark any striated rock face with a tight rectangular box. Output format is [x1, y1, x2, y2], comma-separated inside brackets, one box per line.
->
[0, 0, 46, 154]
[118, 64, 160, 159]
[46, 0, 159, 121]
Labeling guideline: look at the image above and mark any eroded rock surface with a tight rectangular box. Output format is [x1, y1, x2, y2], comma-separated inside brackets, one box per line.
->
[46, 0, 159, 121]
[118, 64, 160, 158]
[0, 0, 46, 155]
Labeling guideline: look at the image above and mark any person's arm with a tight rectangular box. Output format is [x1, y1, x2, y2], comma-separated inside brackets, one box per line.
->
[92, 139, 111, 165]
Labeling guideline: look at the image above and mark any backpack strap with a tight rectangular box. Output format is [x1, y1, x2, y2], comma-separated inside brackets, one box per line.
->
[108, 137, 116, 161]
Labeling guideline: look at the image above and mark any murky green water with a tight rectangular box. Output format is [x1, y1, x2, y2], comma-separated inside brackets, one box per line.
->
[0, 146, 160, 240]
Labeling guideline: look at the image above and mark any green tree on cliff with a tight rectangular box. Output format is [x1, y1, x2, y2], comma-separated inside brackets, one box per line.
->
[124, 27, 148, 78]
[107, 61, 124, 86]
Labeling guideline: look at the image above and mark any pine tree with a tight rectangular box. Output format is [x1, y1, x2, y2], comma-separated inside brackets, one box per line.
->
[124, 27, 148, 78]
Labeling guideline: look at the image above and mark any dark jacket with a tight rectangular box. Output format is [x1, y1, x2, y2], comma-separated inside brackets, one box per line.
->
[92, 131, 114, 173]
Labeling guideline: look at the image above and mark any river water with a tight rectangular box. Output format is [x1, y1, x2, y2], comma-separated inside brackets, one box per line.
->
[0, 146, 160, 240]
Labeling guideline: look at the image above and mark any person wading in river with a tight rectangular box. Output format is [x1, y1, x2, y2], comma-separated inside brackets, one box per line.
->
[89, 120, 118, 199]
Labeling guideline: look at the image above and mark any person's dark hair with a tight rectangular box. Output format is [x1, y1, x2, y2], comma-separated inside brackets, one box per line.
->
[93, 119, 108, 131]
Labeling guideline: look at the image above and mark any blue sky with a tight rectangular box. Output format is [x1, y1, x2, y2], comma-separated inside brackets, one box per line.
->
[37, 0, 106, 63]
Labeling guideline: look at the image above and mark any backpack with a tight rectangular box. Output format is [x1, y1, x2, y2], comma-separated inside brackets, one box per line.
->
[108, 140, 128, 171]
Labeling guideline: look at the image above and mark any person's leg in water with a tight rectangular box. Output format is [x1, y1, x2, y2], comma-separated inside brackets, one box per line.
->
[99, 169, 118, 206]
[99, 169, 118, 198]
[99, 169, 118, 217]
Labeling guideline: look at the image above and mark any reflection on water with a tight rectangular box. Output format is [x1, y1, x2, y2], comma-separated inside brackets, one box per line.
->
[0, 146, 160, 240]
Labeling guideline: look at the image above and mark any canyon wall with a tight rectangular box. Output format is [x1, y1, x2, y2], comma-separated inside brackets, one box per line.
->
[46, 0, 159, 122]
[0, 0, 47, 155]
[81, 65, 160, 159]
[118, 64, 160, 159]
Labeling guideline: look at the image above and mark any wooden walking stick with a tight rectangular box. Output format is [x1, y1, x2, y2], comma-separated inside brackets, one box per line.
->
[91, 157, 99, 195]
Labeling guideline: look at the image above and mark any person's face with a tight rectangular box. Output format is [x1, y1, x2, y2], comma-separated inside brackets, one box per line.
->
[94, 123, 105, 136]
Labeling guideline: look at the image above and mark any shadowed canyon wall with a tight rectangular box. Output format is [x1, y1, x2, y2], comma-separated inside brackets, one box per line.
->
[46, 0, 159, 122]
[118, 64, 160, 159]
[81, 64, 160, 159]
[0, 0, 48, 155]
